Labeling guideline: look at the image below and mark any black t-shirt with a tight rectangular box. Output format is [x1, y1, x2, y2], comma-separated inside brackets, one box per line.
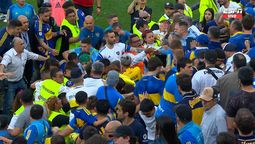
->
[226, 90, 255, 117]
[128, 119, 148, 144]
[238, 134, 255, 144]
[130, 6, 152, 30]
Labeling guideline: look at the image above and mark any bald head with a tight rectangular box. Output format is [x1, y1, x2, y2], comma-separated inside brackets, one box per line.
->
[84, 15, 95, 31]
[18, 15, 29, 31]
[104, 120, 122, 140]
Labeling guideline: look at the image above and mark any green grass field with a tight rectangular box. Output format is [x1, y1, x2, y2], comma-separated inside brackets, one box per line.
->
[0, 0, 199, 30]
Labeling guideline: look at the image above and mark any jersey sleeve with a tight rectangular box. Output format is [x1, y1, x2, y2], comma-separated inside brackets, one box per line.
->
[34, 22, 44, 40]
[24, 125, 38, 144]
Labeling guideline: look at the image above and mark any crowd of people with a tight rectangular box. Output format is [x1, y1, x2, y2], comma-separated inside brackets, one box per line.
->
[0, 0, 255, 143]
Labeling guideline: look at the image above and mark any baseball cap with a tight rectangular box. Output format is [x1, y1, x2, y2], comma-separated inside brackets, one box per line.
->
[199, 87, 218, 101]
[175, 3, 184, 10]
[164, 2, 174, 9]
[223, 43, 237, 52]
[195, 34, 209, 46]
[106, 70, 119, 87]
[112, 126, 134, 137]
[121, 54, 132, 67]
[71, 68, 82, 79]
[79, 52, 90, 64]
[205, 49, 217, 63]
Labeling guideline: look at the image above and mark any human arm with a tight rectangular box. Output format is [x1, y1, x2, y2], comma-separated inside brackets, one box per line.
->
[128, 0, 137, 14]
[96, 0, 101, 15]
[226, 116, 235, 134]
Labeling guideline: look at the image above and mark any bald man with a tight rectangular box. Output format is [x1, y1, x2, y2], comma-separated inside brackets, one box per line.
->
[104, 120, 122, 143]
[0, 37, 47, 114]
[80, 15, 104, 49]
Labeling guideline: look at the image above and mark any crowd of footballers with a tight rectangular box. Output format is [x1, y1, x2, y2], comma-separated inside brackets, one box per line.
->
[1, 0, 255, 143]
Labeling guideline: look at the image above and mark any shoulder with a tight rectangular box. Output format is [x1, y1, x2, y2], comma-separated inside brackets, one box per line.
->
[94, 25, 104, 32]
[26, 3, 35, 9]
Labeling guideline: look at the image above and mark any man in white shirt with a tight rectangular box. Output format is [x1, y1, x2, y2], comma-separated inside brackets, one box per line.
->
[98, 30, 130, 62]
[199, 87, 227, 144]
[192, 50, 224, 95]
[83, 61, 105, 97]
[0, 37, 47, 114]
[218, 0, 241, 14]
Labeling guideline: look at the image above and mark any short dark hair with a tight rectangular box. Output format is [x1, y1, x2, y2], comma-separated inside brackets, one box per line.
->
[216, 132, 237, 144]
[208, 26, 221, 39]
[68, 52, 78, 61]
[104, 29, 115, 36]
[96, 100, 110, 115]
[250, 58, 255, 71]
[140, 99, 154, 113]
[0, 115, 10, 129]
[107, 14, 118, 21]
[50, 68, 61, 78]
[86, 96, 98, 111]
[20, 89, 34, 103]
[176, 73, 192, 92]
[177, 20, 188, 29]
[112, 22, 122, 30]
[242, 15, 254, 30]
[38, 7, 50, 15]
[174, 104, 192, 123]
[64, 61, 78, 71]
[119, 99, 136, 118]
[75, 91, 88, 105]
[51, 135, 66, 144]
[238, 66, 253, 86]
[233, 53, 246, 69]
[62, 1, 74, 9]
[204, 49, 217, 64]
[85, 134, 107, 144]
[8, 20, 22, 29]
[147, 57, 163, 71]
[177, 58, 191, 72]
[65, 8, 75, 17]
[30, 104, 44, 120]
[80, 126, 99, 140]
[235, 108, 255, 135]
[136, 18, 148, 30]
[81, 37, 92, 45]
[231, 19, 242, 31]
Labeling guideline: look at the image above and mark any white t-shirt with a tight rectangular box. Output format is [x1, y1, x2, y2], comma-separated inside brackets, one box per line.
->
[192, 67, 224, 95]
[34, 81, 43, 102]
[83, 78, 105, 97]
[98, 42, 129, 62]
[218, 1, 241, 14]
[65, 86, 87, 102]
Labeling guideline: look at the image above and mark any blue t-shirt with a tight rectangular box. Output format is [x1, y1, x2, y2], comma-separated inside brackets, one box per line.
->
[104, 25, 112, 32]
[119, 31, 131, 43]
[77, 9, 85, 28]
[128, 119, 148, 144]
[0, 28, 14, 57]
[0, 130, 12, 144]
[208, 41, 221, 49]
[69, 106, 97, 133]
[80, 26, 104, 49]
[7, 3, 35, 22]
[96, 86, 124, 110]
[229, 33, 255, 52]
[178, 121, 204, 144]
[24, 119, 51, 144]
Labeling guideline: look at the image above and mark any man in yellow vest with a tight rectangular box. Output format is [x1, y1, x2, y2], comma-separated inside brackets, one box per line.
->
[39, 68, 67, 103]
[158, 2, 175, 23]
[57, 8, 80, 60]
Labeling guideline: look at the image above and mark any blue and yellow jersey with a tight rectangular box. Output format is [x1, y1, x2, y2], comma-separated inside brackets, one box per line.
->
[68, 106, 97, 133]
[155, 73, 182, 123]
[0, 28, 14, 57]
[134, 75, 165, 105]
[185, 47, 208, 60]
[34, 20, 55, 50]
[24, 119, 51, 144]
[229, 32, 255, 52]
[122, 66, 142, 82]
[178, 91, 204, 125]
